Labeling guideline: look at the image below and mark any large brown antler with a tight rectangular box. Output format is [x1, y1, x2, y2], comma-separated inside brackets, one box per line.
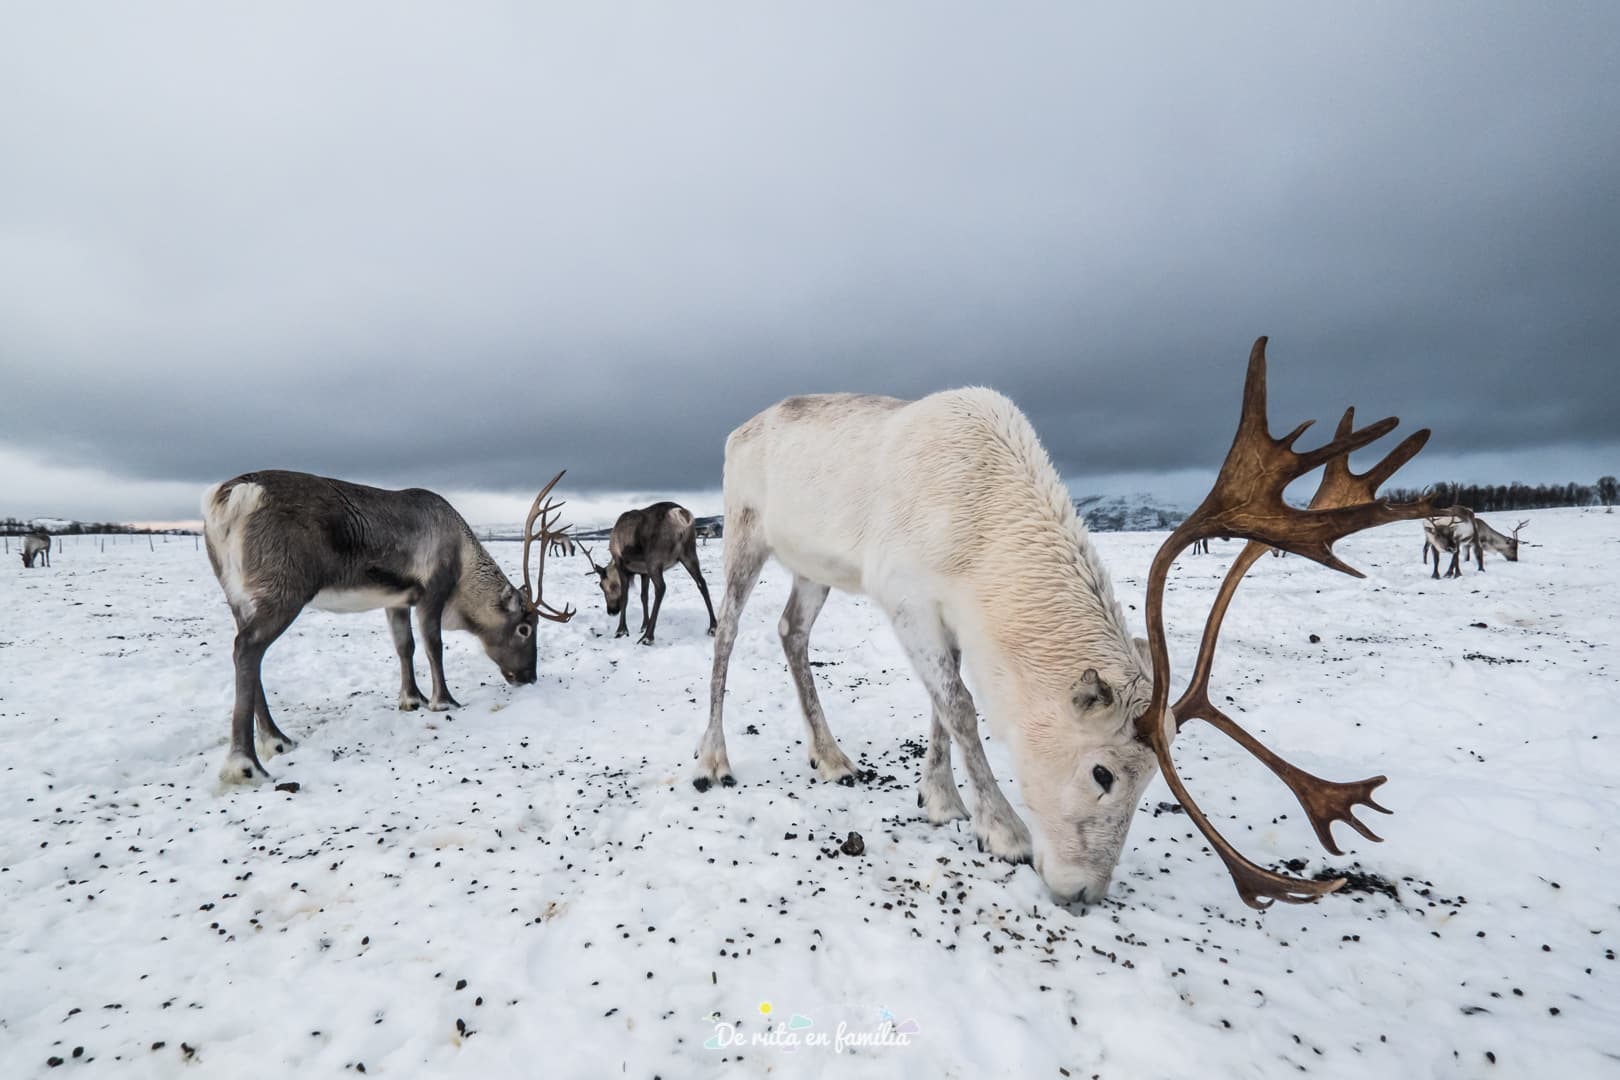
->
[1137, 337, 1435, 909]
[521, 470, 576, 623]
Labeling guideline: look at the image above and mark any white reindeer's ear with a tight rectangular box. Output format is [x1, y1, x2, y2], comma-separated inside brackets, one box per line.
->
[1133, 636, 1153, 671]
[1073, 668, 1115, 711]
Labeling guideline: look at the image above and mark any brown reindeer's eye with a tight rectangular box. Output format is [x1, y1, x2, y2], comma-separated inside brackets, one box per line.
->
[1092, 765, 1114, 793]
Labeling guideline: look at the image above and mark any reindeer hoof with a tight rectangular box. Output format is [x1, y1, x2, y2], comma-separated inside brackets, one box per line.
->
[399, 695, 424, 712]
[219, 751, 271, 787]
[693, 777, 712, 793]
[257, 734, 297, 760]
[615, 628, 629, 639]
[720, 774, 736, 787]
[427, 696, 461, 712]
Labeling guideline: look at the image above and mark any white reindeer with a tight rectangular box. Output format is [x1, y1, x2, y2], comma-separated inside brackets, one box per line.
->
[696, 340, 1434, 908]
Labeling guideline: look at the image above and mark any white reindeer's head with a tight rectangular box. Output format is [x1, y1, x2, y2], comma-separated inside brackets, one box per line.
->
[1015, 646, 1163, 905]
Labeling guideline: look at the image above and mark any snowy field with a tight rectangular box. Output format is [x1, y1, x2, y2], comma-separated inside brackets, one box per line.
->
[2, 508, 1617, 1078]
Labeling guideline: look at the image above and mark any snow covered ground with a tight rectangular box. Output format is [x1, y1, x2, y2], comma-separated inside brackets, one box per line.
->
[2, 509, 1616, 1078]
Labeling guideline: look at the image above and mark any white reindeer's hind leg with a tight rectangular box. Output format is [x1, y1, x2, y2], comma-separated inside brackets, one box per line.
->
[694, 511, 768, 791]
[918, 702, 970, 825]
[779, 575, 857, 783]
[885, 601, 1033, 863]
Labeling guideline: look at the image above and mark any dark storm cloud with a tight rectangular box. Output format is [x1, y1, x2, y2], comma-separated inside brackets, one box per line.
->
[2, 2, 1616, 518]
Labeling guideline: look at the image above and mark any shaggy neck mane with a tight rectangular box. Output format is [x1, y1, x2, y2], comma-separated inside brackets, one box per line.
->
[953, 394, 1148, 714]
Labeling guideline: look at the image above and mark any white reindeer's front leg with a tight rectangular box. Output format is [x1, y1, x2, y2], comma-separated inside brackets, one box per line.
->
[918, 706, 969, 824]
[886, 601, 1033, 863]
[694, 513, 769, 790]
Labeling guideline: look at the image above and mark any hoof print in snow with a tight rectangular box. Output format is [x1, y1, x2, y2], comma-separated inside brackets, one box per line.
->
[275, 782, 301, 794]
[840, 831, 865, 857]
[1308, 633, 1321, 644]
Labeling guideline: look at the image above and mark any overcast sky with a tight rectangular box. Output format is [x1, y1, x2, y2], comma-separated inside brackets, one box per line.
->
[2, 3, 1616, 526]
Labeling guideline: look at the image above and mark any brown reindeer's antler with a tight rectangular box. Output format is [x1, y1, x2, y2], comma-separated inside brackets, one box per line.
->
[1137, 337, 1435, 909]
[521, 470, 576, 623]
[1513, 520, 1529, 538]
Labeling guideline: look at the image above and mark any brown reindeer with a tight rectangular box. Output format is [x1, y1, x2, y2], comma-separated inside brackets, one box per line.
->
[582, 503, 717, 644]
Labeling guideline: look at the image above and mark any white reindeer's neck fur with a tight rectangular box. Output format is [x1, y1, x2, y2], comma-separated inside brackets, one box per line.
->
[915, 390, 1148, 721]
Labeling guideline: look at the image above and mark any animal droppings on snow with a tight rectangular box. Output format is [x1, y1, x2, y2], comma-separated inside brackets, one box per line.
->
[0, 509, 1615, 1078]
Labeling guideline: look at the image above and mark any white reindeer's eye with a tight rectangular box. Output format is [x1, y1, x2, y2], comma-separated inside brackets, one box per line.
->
[1092, 765, 1115, 793]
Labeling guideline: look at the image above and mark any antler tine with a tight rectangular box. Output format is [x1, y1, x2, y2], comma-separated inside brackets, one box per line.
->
[520, 470, 576, 623]
[1138, 337, 1430, 908]
[1180, 337, 1437, 576]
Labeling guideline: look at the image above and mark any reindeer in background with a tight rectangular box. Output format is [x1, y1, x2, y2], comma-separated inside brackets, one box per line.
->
[696, 338, 1433, 909]
[202, 469, 574, 784]
[1422, 506, 1476, 578]
[1473, 516, 1527, 565]
[1424, 508, 1526, 578]
[20, 530, 51, 568]
[582, 502, 717, 644]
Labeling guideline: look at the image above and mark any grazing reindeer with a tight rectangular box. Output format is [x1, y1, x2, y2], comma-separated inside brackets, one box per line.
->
[203, 469, 574, 784]
[20, 530, 51, 568]
[1473, 517, 1527, 565]
[698, 339, 1433, 908]
[1422, 505, 1476, 578]
[582, 503, 717, 643]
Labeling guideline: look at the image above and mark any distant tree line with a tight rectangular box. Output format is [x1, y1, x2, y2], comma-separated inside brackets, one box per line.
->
[0, 517, 197, 537]
[1382, 476, 1618, 512]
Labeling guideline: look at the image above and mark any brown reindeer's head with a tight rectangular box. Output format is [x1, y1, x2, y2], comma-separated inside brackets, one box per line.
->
[1506, 520, 1528, 561]
[581, 544, 628, 616]
[476, 469, 574, 686]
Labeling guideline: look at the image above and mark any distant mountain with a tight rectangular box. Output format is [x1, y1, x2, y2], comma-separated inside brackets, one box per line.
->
[1073, 493, 1186, 533]
[1, 516, 193, 536]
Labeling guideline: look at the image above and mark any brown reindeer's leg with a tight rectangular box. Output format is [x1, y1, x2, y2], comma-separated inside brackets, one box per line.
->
[779, 575, 856, 782]
[417, 596, 462, 711]
[1474, 540, 1485, 572]
[680, 540, 718, 636]
[638, 573, 651, 636]
[387, 606, 426, 710]
[615, 571, 633, 639]
[639, 569, 668, 645]
[221, 603, 301, 785]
